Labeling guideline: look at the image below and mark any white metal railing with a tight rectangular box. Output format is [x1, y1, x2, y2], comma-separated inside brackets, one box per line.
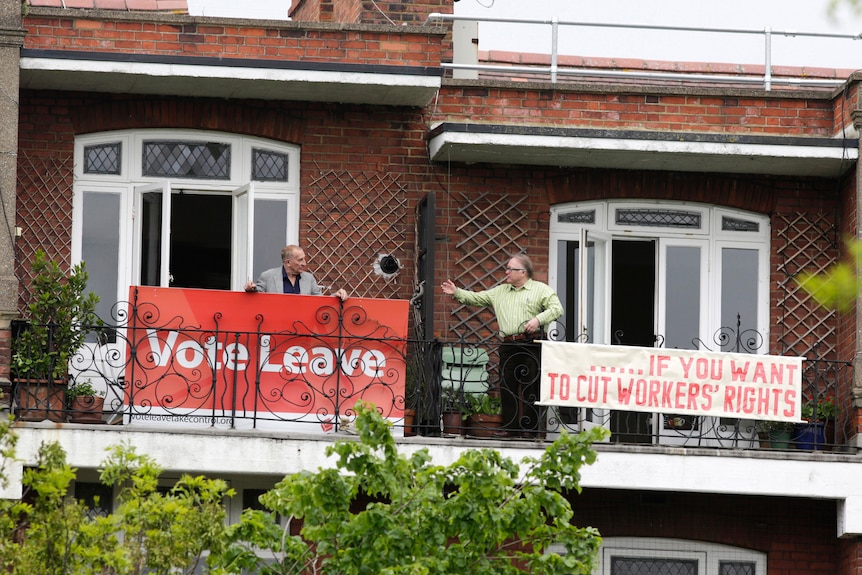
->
[424, 13, 862, 90]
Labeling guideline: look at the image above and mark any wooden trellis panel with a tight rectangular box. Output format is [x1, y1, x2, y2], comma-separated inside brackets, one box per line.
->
[304, 170, 408, 300]
[775, 211, 839, 358]
[16, 153, 72, 312]
[447, 191, 530, 342]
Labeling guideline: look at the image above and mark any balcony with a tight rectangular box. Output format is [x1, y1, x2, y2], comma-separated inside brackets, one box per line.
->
[6, 291, 854, 455]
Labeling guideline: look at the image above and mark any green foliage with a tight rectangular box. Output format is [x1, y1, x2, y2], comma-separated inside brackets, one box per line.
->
[0, 402, 608, 575]
[65, 380, 103, 402]
[12, 250, 100, 380]
[0, 422, 233, 575]
[795, 239, 862, 314]
[211, 401, 609, 575]
[756, 419, 794, 433]
[464, 393, 502, 416]
[801, 396, 837, 422]
[441, 385, 465, 414]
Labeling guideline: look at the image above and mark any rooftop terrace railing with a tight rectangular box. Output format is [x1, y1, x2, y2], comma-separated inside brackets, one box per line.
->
[424, 13, 860, 90]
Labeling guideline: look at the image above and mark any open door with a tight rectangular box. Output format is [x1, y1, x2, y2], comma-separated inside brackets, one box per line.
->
[135, 181, 172, 287]
[232, 183, 255, 290]
[134, 182, 237, 290]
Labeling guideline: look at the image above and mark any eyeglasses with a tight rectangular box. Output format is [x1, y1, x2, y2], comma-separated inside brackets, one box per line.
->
[504, 267, 525, 272]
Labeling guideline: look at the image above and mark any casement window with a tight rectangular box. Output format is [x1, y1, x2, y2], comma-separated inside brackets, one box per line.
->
[549, 201, 769, 351]
[548, 201, 769, 444]
[72, 130, 300, 323]
[550, 538, 765, 575]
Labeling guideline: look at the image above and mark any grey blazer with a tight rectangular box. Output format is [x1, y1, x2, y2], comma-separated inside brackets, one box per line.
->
[253, 266, 322, 295]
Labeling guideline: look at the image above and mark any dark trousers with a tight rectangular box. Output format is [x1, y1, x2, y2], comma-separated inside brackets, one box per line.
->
[499, 341, 545, 436]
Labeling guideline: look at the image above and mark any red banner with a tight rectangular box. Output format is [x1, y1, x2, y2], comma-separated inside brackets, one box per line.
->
[125, 287, 409, 431]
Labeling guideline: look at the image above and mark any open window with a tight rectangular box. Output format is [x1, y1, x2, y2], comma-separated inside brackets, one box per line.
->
[548, 201, 769, 445]
[71, 132, 297, 395]
[74, 131, 298, 304]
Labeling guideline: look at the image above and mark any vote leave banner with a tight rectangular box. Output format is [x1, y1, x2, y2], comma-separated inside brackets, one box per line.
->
[539, 341, 804, 423]
[124, 286, 409, 431]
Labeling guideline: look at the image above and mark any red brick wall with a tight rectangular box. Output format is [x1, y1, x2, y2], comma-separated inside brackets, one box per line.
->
[291, 0, 453, 25]
[16, 94, 433, 310]
[23, 13, 444, 69]
[576, 489, 840, 575]
[290, 0, 327, 22]
[838, 536, 862, 575]
[836, 167, 858, 442]
[433, 88, 839, 136]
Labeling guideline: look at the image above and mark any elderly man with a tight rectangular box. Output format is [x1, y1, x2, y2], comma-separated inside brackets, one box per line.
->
[441, 253, 563, 438]
[244, 245, 348, 300]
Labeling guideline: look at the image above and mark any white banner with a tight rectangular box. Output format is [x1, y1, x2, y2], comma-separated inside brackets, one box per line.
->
[539, 341, 803, 422]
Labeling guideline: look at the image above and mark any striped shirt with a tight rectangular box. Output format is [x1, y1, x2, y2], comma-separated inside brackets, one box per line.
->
[454, 279, 564, 338]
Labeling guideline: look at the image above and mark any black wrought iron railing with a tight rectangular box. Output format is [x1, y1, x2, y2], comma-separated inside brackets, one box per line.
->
[7, 298, 855, 453]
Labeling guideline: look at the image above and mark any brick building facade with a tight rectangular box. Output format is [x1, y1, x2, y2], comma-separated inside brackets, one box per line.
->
[2, 0, 862, 572]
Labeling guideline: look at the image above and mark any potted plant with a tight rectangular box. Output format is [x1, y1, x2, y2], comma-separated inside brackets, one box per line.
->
[11, 250, 100, 422]
[440, 386, 465, 436]
[792, 396, 836, 451]
[66, 379, 106, 424]
[464, 392, 503, 438]
[756, 419, 794, 450]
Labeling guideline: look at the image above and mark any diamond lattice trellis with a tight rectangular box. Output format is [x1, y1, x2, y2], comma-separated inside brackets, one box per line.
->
[446, 190, 530, 342]
[775, 211, 839, 358]
[303, 170, 408, 300]
[16, 153, 73, 313]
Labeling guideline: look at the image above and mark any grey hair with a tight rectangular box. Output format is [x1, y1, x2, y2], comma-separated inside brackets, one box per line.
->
[281, 245, 301, 262]
[510, 253, 534, 278]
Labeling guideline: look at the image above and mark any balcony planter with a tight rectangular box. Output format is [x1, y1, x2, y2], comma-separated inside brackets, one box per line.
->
[403, 408, 416, 436]
[67, 380, 106, 424]
[441, 410, 463, 436]
[757, 420, 794, 450]
[15, 378, 67, 422]
[466, 413, 504, 438]
[464, 393, 503, 438]
[10, 250, 100, 422]
[792, 397, 835, 451]
[792, 421, 826, 451]
[766, 429, 793, 450]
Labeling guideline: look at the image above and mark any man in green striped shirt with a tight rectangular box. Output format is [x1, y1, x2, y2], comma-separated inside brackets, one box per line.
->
[441, 254, 563, 438]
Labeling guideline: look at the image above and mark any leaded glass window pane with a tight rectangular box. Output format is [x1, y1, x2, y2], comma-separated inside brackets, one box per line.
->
[720, 561, 755, 575]
[616, 208, 701, 228]
[84, 142, 121, 175]
[253, 148, 289, 182]
[142, 141, 230, 179]
[557, 210, 595, 224]
[611, 557, 697, 575]
[722, 216, 759, 232]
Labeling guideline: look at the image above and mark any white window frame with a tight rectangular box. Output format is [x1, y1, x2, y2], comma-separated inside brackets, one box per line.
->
[548, 537, 766, 575]
[548, 200, 770, 350]
[547, 201, 769, 446]
[70, 131, 300, 396]
[72, 129, 300, 300]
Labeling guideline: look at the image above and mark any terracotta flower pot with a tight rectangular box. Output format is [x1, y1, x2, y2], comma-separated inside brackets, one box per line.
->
[441, 410, 463, 436]
[69, 395, 105, 424]
[403, 408, 416, 436]
[466, 413, 504, 438]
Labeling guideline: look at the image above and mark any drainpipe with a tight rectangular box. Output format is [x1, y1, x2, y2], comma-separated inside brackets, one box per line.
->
[0, 0, 24, 393]
[852, 74, 862, 443]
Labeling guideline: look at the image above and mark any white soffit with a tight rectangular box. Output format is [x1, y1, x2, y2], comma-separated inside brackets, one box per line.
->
[20, 56, 441, 107]
[429, 129, 857, 177]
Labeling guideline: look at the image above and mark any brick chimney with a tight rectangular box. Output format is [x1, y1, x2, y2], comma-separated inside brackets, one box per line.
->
[290, 0, 454, 25]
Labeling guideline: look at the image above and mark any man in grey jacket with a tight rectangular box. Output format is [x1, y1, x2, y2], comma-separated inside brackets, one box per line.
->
[243, 245, 348, 300]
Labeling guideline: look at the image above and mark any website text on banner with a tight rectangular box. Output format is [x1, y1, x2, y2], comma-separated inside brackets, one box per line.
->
[539, 341, 803, 423]
[125, 287, 409, 430]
